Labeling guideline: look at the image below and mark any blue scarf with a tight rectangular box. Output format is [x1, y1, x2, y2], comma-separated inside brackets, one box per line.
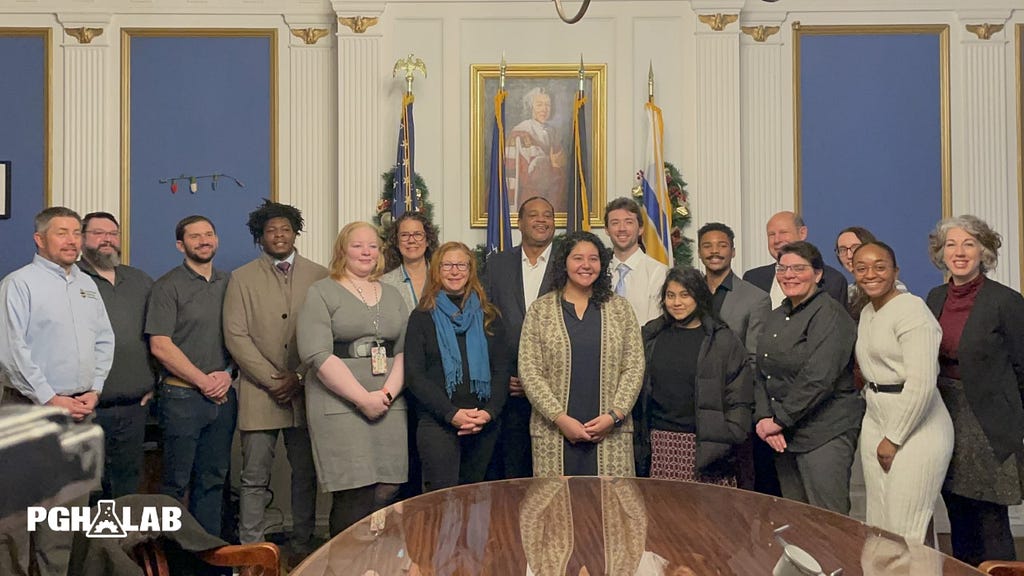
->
[430, 292, 491, 402]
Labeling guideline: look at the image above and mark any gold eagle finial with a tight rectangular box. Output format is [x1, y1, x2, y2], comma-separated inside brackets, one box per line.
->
[338, 15, 379, 34]
[290, 28, 329, 45]
[965, 23, 1004, 40]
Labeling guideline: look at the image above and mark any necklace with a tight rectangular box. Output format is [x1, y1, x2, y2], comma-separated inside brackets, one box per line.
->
[346, 277, 381, 340]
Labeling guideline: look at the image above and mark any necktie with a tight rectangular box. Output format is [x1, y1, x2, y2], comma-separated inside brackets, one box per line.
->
[276, 261, 291, 275]
[615, 263, 631, 296]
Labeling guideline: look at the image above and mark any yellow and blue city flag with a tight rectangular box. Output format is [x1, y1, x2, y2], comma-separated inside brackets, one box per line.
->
[393, 93, 417, 217]
[486, 89, 513, 254]
[639, 101, 672, 266]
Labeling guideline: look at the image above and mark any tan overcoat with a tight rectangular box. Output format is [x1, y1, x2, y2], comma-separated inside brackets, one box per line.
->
[519, 291, 644, 477]
[224, 251, 328, 431]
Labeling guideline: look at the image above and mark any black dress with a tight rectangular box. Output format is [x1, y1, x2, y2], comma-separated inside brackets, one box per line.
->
[561, 298, 602, 476]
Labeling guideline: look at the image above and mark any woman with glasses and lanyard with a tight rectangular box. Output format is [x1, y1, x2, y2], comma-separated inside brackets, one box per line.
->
[852, 241, 952, 543]
[381, 212, 439, 314]
[754, 241, 864, 514]
[403, 242, 509, 491]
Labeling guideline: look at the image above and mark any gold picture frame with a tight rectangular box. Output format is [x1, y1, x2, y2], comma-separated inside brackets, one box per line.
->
[470, 63, 606, 229]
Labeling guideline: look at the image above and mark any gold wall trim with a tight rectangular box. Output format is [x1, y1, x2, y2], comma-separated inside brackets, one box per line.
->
[1017, 24, 1023, 289]
[338, 16, 378, 34]
[698, 13, 739, 32]
[792, 24, 951, 220]
[966, 23, 1004, 41]
[64, 27, 103, 44]
[120, 28, 278, 265]
[1, 28, 52, 210]
[291, 28, 329, 45]
[741, 25, 780, 43]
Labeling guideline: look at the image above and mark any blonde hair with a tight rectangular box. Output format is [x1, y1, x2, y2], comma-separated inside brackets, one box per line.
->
[418, 242, 500, 333]
[329, 221, 386, 281]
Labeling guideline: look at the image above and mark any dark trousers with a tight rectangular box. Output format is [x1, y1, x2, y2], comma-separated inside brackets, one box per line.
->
[329, 483, 399, 537]
[488, 397, 533, 479]
[418, 417, 499, 492]
[158, 384, 237, 537]
[943, 490, 1016, 566]
[774, 431, 856, 515]
[93, 401, 148, 501]
[752, 433, 782, 496]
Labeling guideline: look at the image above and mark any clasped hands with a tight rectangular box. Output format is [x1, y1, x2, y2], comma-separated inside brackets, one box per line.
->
[756, 417, 787, 453]
[269, 371, 304, 404]
[47, 391, 99, 421]
[451, 408, 492, 436]
[198, 371, 233, 404]
[555, 412, 616, 445]
[358, 389, 392, 421]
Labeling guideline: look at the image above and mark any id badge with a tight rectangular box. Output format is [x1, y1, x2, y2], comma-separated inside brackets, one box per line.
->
[370, 344, 388, 376]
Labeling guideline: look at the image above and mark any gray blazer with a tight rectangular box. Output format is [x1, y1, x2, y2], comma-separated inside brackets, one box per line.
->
[718, 273, 771, 358]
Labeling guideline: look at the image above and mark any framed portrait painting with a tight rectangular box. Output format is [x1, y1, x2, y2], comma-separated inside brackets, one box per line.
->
[0, 161, 10, 219]
[470, 63, 606, 228]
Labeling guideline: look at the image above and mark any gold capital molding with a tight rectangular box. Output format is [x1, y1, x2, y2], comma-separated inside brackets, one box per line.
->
[64, 27, 103, 44]
[965, 23, 1004, 40]
[338, 15, 378, 34]
[290, 28, 329, 45]
[698, 13, 739, 32]
[741, 25, 780, 43]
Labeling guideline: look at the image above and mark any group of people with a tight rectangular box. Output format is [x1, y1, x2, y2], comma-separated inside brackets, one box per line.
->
[0, 196, 1021, 575]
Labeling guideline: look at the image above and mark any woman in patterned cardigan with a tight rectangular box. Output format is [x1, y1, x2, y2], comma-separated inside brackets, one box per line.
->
[519, 231, 645, 477]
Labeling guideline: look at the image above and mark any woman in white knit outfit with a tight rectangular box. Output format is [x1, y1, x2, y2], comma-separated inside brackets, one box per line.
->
[853, 241, 953, 543]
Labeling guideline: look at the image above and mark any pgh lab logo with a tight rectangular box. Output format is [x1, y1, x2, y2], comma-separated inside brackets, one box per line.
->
[27, 500, 182, 538]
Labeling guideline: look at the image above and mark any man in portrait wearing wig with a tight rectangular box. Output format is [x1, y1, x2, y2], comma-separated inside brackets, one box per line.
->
[505, 87, 567, 212]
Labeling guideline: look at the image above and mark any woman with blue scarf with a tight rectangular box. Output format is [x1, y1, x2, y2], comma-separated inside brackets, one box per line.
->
[404, 242, 510, 492]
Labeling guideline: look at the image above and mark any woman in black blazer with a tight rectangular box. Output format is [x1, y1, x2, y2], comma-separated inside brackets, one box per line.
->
[403, 242, 509, 492]
[926, 215, 1024, 567]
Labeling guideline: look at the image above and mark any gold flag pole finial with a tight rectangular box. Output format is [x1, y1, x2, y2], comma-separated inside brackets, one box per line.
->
[392, 54, 427, 95]
[577, 54, 585, 93]
[500, 53, 507, 90]
[648, 61, 655, 103]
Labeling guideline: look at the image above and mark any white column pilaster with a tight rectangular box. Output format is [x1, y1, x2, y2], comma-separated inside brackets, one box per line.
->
[691, 1, 744, 261]
[284, 17, 337, 267]
[738, 16, 786, 272]
[57, 14, 113, 215]
[955, 12, 1017, 288]
[333, 2, 385, 230]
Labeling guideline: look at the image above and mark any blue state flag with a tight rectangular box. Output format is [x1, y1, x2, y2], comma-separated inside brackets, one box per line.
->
[638, 101, 672, 266]
[393, 93, 417, 217]
[566, 92, 590, 234]
[486, 89, 513, 254]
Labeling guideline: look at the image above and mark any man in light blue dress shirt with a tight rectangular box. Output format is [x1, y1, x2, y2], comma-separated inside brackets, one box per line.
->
[0, 206, 115, 576]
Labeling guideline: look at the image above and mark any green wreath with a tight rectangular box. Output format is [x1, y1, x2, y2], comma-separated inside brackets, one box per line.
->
[375, 167, 438, 238]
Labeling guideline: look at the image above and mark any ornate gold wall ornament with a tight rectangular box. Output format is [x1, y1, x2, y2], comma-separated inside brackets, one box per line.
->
[338, 16, 378, 34]
[741, 25, 781, 43]
[65, 27, 103, 44]
[698, 13, 738, 32]
[290, 28, 329, 45]
[965, 23, 1004, 40]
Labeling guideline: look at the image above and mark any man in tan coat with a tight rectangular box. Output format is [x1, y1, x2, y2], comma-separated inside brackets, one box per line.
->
[224, 200, 328, 565]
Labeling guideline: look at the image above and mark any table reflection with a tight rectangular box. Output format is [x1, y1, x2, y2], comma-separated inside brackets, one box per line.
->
[291, 477, 982, 576]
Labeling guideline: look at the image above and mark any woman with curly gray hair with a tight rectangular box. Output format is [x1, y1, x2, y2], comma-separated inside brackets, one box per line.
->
[380, 212, 439, 314]
[925, 215, 1024, 566]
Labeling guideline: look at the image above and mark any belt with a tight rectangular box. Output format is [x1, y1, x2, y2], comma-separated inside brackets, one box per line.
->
[334, 339, 396, 359]
[867, 381, 904, 394]
[163, 376, 199, 390]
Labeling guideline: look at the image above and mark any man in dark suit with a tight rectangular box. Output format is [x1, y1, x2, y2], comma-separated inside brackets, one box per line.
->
[482, 196, 556, 478]
[743, 211, 847, 309]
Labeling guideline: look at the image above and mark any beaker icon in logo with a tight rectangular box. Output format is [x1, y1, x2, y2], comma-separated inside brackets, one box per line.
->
[87, 500, 127, 538]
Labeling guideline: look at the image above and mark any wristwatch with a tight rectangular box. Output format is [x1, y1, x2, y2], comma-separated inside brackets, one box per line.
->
[608, 409, 623, 427]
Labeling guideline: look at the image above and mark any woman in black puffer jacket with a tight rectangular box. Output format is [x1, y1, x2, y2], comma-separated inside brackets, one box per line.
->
[633, 266, 754, 484]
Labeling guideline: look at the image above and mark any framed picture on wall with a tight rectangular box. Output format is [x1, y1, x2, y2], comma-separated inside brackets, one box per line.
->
[469, 63, 606, 229]
[0, 161, 10, 219]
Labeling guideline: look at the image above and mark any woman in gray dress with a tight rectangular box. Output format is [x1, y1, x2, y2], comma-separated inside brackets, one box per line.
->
[298, 221, 410, 536]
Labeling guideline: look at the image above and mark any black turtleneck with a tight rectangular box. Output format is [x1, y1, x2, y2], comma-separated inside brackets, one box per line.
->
[649, 322, 704, 432]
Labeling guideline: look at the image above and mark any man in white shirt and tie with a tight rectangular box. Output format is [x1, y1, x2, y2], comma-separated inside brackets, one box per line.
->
[605, 198, 668, 325]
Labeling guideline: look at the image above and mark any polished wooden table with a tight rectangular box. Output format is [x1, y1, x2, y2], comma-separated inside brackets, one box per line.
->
[292, 477, 983, 575]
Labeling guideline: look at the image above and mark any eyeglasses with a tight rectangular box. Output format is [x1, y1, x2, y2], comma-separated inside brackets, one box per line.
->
[835, 244, 862, 257]
[853, 263, 893, 275]
[399, 232, 425, 242]
[775, 264, 812, 274]
[440, 262, 469, 272]
[85, 230, 120, 239]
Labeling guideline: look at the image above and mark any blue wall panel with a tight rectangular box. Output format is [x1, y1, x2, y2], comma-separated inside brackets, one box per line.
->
[128, 34, 273, 278]
[0, 34, 47, 278]
[798, 31, 946, 294]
